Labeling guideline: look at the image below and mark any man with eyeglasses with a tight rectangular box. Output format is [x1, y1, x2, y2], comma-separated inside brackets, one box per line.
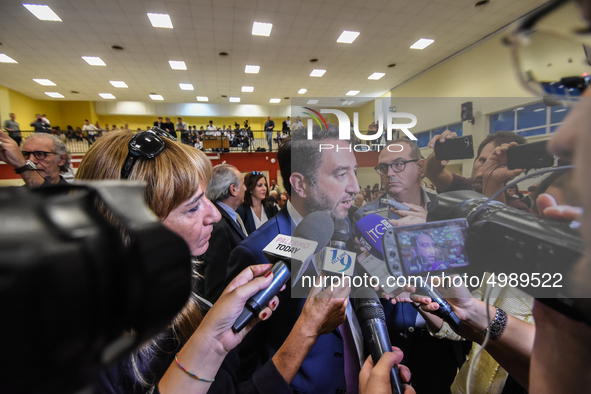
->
[354, 139, 435, 227]
[0, 131, 71, 187]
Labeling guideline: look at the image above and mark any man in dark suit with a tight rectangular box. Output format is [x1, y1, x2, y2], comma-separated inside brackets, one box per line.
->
[197, 164, 248, 303]
[161, 117, 175, 136]
[225, 126, 364, 393]
[153, 116, 165, 129]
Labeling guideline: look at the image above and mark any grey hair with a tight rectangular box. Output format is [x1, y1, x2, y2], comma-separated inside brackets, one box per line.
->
[384, 139, 423, 160]
[24, 134, 71, 173]
[206, 164, 240, 202]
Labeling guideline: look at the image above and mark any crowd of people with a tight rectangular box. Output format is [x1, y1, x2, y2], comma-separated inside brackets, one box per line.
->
[2, 2, 591, 393]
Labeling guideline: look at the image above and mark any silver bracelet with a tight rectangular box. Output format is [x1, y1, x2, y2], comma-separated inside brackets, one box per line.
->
[479, 307, 507, 340]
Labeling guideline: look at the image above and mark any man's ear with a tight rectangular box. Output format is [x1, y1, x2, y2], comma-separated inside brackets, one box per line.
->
[229, 183, 238, 197]
[416, 158, 426, 175]
[289, 173, 309, 198]
[57, 154, 67, 168]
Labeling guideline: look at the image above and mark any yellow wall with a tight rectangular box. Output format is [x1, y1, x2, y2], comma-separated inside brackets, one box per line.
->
[8, 89, 63, 127]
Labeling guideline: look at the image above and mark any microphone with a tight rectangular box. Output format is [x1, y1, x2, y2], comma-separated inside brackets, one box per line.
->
[354, 288, 405, 394]
[317, 219, 356, 276]
[232, 212, 334, 332]
[414, 285, 463, 332]
[354, 213, 394, 260]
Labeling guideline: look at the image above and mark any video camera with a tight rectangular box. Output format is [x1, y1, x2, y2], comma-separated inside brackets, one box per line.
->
[0, 182, 192, 393]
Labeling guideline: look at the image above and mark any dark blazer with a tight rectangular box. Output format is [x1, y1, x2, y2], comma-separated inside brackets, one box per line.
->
[236, 204, 278, 236]
[153, 121, 165, 129]
[225, 206, 351, 394]
[197, 202, 247, 303]
[161, 121, 175, 133]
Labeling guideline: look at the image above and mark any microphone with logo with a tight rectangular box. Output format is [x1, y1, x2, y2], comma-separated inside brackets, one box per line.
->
[232, 212, 334, 333]
[316, 219, 356, 277]
[354, 287, 405, 394]
[355, 213, 462, 332]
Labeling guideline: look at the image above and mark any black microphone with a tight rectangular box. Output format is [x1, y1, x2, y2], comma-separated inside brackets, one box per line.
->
[415, 285, 462, 332]
[232, 212, 334, 332]
[354, 288, 405, 394]
[317, 219, 357, 277]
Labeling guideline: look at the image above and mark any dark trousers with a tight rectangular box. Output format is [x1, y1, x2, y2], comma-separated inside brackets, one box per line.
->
[10, 136, 22, 147]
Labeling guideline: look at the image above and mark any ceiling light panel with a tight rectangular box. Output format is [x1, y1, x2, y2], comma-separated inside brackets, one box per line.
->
[269, 98, 281, 103]
[245, 65, 260, 74]
[0, 54, 18, 63]
[23, 4, 61, 21]
[298, 89, 307, 94]
[33, 79, 55, 86]
[346, 90, 359, 96]
[99, 93, 116, 99]
[241, 86, 254, 92]
[110, 81, 128, 88]
[307, 100, 318, 104]
[169, 60, 187, 70]
[229, 97, 240, 102]
[368, 73, 385, 80]
[45, 92, 64, 98]
[196, 96, 209, 102]
[149, 94, 164, 100]
[337, 31, 360, 44]
[310, 69, 326, 77]
[410, 38, 434, 49]
[252, 22, 273, 36]
[82, 56, 106, 66]
[147, 13, 173, 28]
[179, 83, 194, 90]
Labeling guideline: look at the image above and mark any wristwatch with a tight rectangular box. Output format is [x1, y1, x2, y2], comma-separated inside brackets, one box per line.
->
[14, 160, 36, 174]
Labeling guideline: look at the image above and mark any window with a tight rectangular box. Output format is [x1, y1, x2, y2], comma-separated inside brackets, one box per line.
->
[415, 122, 463, 148]
[489, 101, 570, 137]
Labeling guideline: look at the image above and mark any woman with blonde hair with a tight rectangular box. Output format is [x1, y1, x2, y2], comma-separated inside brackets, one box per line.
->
[76, 130, 290, 394]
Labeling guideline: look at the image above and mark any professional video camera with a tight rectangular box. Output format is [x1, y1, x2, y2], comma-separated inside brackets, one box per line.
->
[427, 190, 585, 321]
[0, 182, 192, 393]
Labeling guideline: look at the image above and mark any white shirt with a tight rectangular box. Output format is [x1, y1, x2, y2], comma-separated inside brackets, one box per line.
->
[206, 125, 216, 131]
[251, 206, 268, 230]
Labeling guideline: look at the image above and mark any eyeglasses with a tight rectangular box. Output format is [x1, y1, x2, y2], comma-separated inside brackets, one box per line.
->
[504, 0, 591, 103]
[22, 151, 57, 160]
[121, 131, 166, 179]
[374, 159, 420, 175]
[151, 126, 177, 141]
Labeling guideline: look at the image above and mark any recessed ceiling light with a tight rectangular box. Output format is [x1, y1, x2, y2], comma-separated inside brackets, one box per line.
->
[310, 69, 326, 77]
[229, 97, 240, 103]
[368, 72, 385, 80]
[169, 60, 187, 70]
[111, 45, 124, 51]
[33, 79, 55, 86]
[298, 89, 307, 94]
[0, 54, 17, 63]
[252, 22, 273, 37]
[245, 65, 260, 74]
[149, 94, 164, 100]
[307, 99, 318, 104]
[179, 83, 194, 90]
[410, 38, 434, 50]
[218, 52, 229, 57]
[45, 92, 64, 98]
[82, 56, 106, 66]
[99, 93, 116, 99]
[23, 4, 61, 21]
[346, 90, 360, 96]
[147, 13, 173, 29]
[347, 101, 354, 105]
[241, 86, 254, 92]
[196, 96, 209, 102]
[337, 30, 360, 44]
[388, 63, 397, 68]
[110, 80, 128, 88]
[269, 98, 281, 103]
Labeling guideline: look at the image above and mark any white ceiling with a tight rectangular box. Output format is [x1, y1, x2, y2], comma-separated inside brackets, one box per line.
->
[0, 0, 547, 106]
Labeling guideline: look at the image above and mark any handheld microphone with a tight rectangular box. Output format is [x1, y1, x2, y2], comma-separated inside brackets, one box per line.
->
[232, 212, 333, 332]
[415, 285, 463, 332]
[354, 213, 394, 260]
[354, 288, 405, 394]
[317, 219, 356, 276]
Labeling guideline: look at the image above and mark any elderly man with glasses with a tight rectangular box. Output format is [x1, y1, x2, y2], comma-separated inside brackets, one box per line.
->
[353, 139, 435, 227]
[0, 131, 71, 187]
